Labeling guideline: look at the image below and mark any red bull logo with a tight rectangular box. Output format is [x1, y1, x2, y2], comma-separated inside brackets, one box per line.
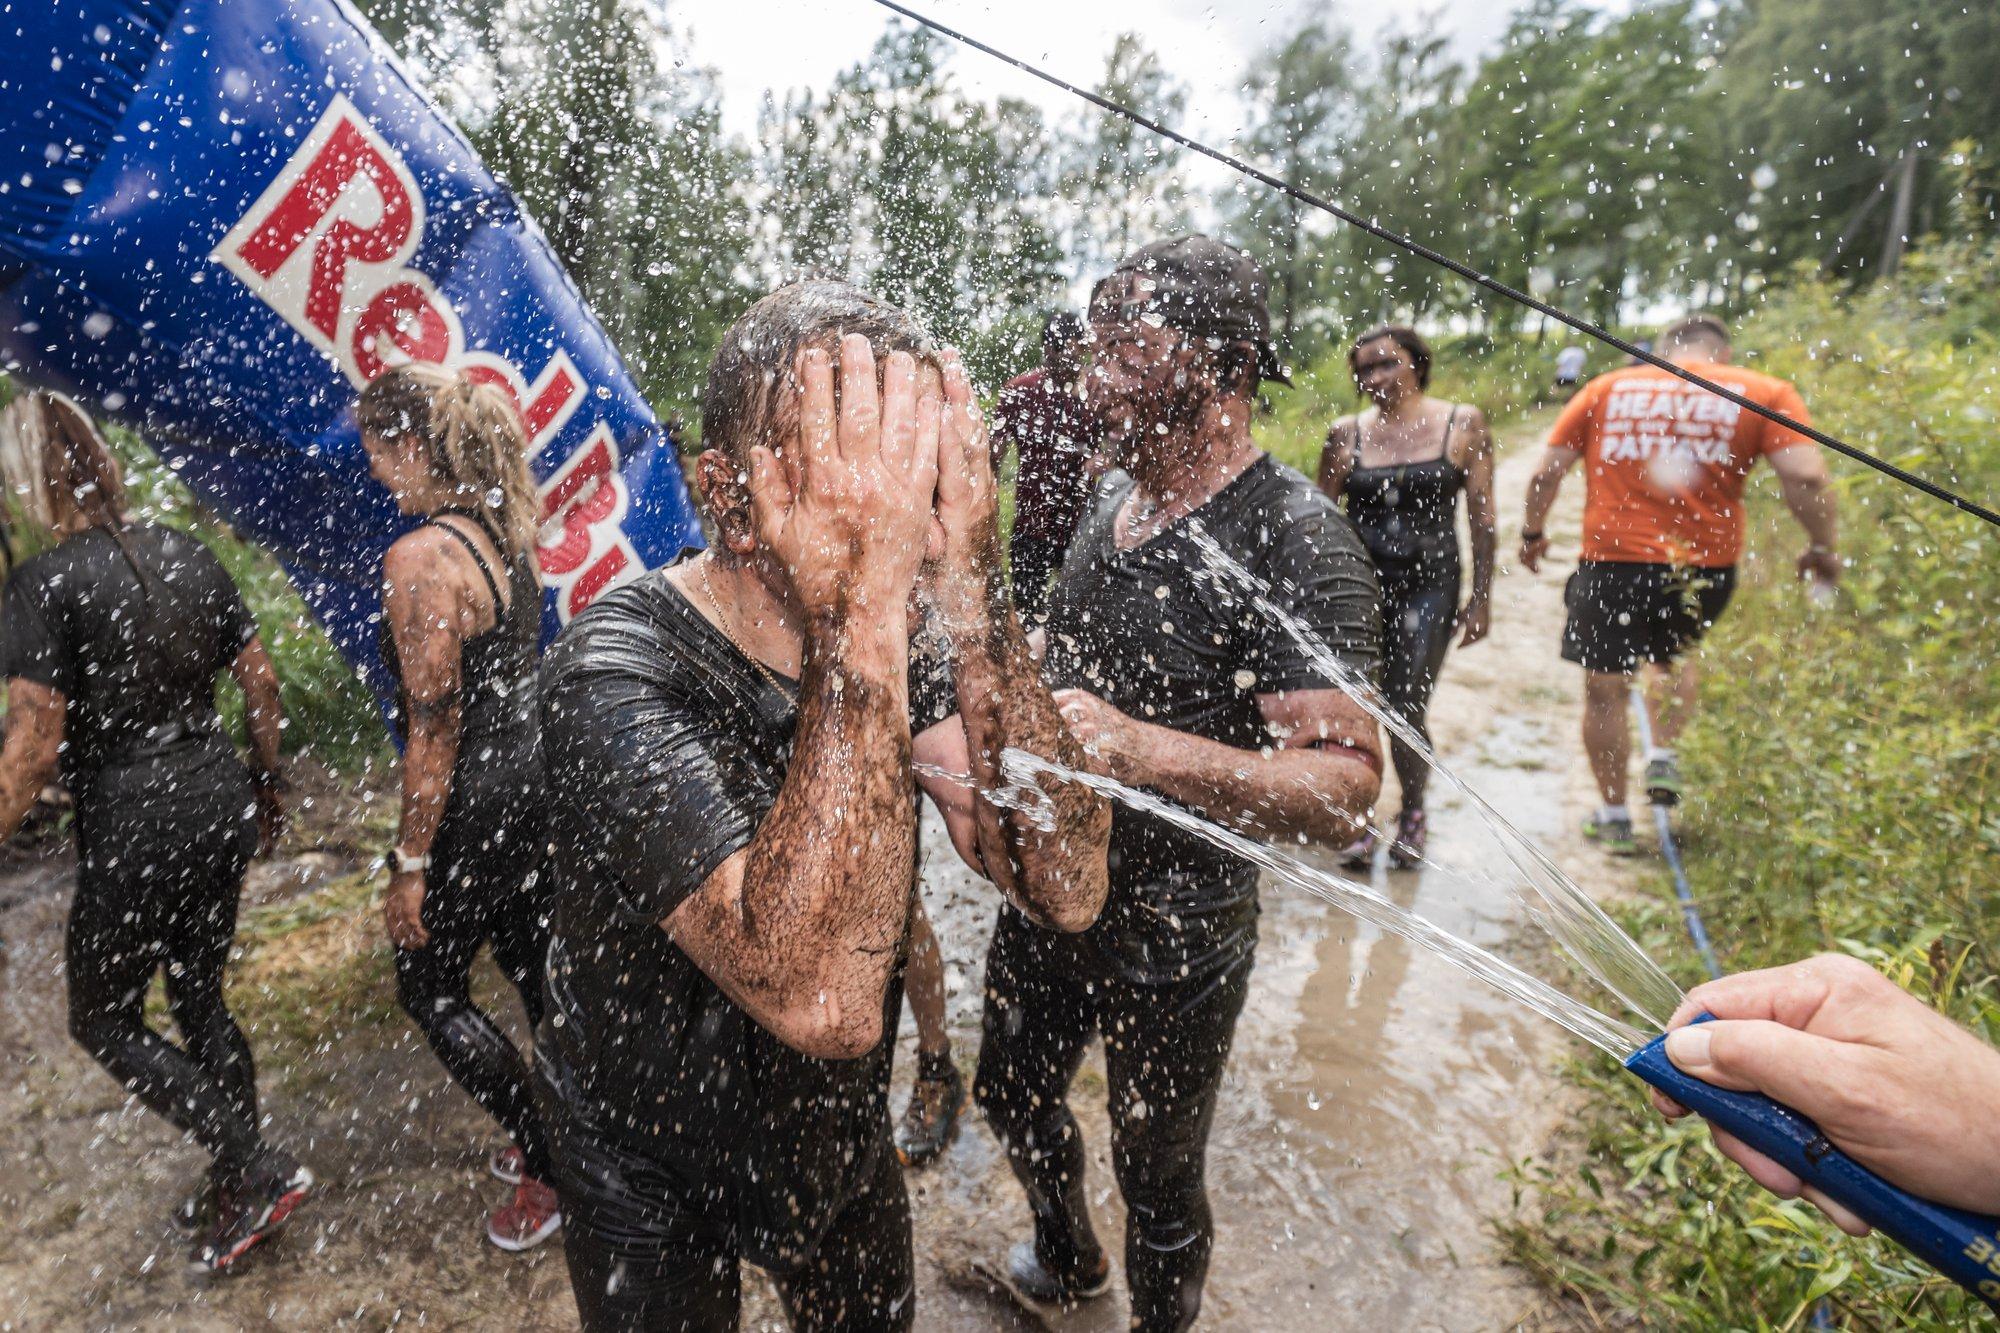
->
[214, 95, 638, 619]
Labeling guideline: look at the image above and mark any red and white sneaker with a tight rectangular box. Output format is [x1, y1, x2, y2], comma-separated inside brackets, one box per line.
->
[489, 1145, 524, 1186]
[192, 1150, 314, 1275]
[486, 1177, 562, 1252]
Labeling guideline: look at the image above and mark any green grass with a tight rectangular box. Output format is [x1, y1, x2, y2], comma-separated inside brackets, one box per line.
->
[1502, 241, 2000, 1329]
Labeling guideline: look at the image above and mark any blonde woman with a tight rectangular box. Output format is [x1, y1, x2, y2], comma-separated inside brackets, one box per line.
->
[0, 392, 307, 1273]
[357, 364, 559, 1251]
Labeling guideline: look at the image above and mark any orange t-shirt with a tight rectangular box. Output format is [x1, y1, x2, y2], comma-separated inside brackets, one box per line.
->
[1547, 361, 1815, 567]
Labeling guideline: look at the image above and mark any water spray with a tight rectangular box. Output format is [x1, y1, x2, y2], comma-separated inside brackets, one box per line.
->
[975, 526, 2000, 1307]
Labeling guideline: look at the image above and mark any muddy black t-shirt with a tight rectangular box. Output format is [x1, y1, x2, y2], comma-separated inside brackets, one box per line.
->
[537, 560, 954, 1267]
[2, 524, 256, 806]
[1045, 454, 1379, 932]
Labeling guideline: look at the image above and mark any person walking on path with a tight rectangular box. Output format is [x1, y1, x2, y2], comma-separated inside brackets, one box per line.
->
[992, 310, 1105, 620]
[1519, 313, 1840, 854]
[533, 281, 1109, 1331]
[974, 237, 1384, 1330]
[0, 391, 307, 1274]
[359, 364, 560, 1252]
[1319, 324, 1496, 870]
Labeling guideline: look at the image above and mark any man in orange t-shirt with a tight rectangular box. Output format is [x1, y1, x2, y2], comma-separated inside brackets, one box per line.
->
[1519, 314, 1840, 853]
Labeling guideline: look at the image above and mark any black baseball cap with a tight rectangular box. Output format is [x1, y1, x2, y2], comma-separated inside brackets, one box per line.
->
[1090, 235, 1291, 385]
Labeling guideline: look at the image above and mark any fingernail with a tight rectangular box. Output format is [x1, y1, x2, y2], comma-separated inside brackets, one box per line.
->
[1665, 1025, 1712, 1071]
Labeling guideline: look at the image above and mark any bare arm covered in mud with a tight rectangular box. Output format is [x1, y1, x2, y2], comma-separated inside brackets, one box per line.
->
[671, 615, 918, 1059]
[0, 679, 65, 844]
[1054, 685, 1382, 847]
[379, 530, 481, 951]
[666, 340, 940, 1060]
[917, 354, 1110, 934]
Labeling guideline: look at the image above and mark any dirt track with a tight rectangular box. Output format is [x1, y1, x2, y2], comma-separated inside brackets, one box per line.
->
[0, 418, 1638, 1330]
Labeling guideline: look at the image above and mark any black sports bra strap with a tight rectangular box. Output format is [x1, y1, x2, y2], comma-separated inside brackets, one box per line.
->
[1441, 404, 1462, 452]
[429, 515, 507, 612]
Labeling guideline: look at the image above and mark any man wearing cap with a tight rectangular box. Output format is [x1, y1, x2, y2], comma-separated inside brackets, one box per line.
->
[971, 236, 1384, 1329]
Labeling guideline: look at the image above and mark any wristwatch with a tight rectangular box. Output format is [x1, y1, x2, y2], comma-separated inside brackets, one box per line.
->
[391, 847, 431, 874]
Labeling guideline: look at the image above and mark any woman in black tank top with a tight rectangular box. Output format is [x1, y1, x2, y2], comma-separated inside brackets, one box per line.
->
[358, 364, 560, 1252]
[1318, 325, 1497, 869]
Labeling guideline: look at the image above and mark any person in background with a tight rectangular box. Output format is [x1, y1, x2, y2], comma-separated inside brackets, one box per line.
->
[895, 308, 1106, 1168]
[1520, 313, 1839, 854]
[1652, 954, 2000, 1231]
[0, 391, 306, 1274]
[992, 310, 1103, 621]
[533, 281, 1109, 1331]
[1319, 325, 1496, 869]
[358, 363, 559, 1252]
[1554, 344, 1587, 395]
[976, 237, 1383, 1330]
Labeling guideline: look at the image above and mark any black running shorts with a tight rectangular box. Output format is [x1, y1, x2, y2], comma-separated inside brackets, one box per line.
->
[1560, 560, 1737, 674]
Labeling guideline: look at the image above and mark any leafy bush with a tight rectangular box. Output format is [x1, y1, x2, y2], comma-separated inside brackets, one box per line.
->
[1507, 242, 2000, 1328]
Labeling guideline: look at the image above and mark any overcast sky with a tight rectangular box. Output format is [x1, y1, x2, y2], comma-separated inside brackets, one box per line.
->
[681, 0, 1563, 146]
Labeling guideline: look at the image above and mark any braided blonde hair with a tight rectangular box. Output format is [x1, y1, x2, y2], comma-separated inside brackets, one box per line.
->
[0, 391, 128, 543]
[356, 364, 541, 558]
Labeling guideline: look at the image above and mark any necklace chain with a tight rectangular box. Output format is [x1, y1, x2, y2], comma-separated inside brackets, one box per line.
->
[697, 556, 794, 700]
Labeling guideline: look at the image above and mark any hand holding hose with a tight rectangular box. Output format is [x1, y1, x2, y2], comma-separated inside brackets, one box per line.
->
[1651, 954, 2000, 1230]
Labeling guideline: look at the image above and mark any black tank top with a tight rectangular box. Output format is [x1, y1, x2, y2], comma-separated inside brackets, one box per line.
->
[380, 509, 542, 780]
[1341, 407, 1467, 582]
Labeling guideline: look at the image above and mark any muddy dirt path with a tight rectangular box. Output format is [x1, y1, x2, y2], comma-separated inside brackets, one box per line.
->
[0, 417, 1634, 1330]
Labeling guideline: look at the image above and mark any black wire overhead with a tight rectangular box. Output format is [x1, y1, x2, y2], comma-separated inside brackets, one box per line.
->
[868, 0, 2000, 531]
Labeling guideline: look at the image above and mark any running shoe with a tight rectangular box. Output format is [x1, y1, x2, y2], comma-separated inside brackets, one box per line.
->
[893, 1058, 967, 1168]
[1582, 812, 1639, 857]
[1644, 756, 1684, 807]
[1339, 827, 1378, 871]
[171, 1169, 215, 1236]
[1004, 1238, 1113, 1306]
[192, 1149, 313, 1275]
[489, 1145, 524, 1186]
[487, 1177, 562, 1252]
[1387, 808, 1429, 870]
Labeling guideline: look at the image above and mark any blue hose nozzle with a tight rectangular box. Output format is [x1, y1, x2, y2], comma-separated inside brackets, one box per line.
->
[1626, 1016, 2000, 1312]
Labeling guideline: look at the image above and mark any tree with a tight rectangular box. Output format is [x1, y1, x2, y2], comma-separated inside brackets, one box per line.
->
[1062, 33, 1192, 278]
[751, 23, 1065, 384]
[349, 0, 755, 420]
[1234, 20, 1360, 353]
[1724, 0, 2000, 277]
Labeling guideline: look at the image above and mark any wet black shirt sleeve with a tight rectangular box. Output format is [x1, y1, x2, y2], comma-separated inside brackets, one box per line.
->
[1246, 500, 1381, 692]
[541, 624, 770, 928]
[2, 569, 75, 696]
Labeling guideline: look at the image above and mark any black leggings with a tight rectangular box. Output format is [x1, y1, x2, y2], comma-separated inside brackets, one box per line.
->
[548, 1094, 915, 1332]
[1378, 566, 1460, 811]
[975, 906, 1254, 1333]
[394, 768, 554, 1181]
[1009, 529, 1069, 621]
[66, 776, 263, 1178]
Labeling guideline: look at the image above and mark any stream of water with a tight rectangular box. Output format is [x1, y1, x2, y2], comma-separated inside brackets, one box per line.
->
[1182, 524, 1685, 1032]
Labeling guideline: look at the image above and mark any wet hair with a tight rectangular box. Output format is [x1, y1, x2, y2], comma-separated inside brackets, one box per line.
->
[700, 279, 942, 467]
[1658, 313, 1731, 355]
[356, 363, 541, 557]
[0, 390, 128, 540]
[1349, 324, 1433, 392]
